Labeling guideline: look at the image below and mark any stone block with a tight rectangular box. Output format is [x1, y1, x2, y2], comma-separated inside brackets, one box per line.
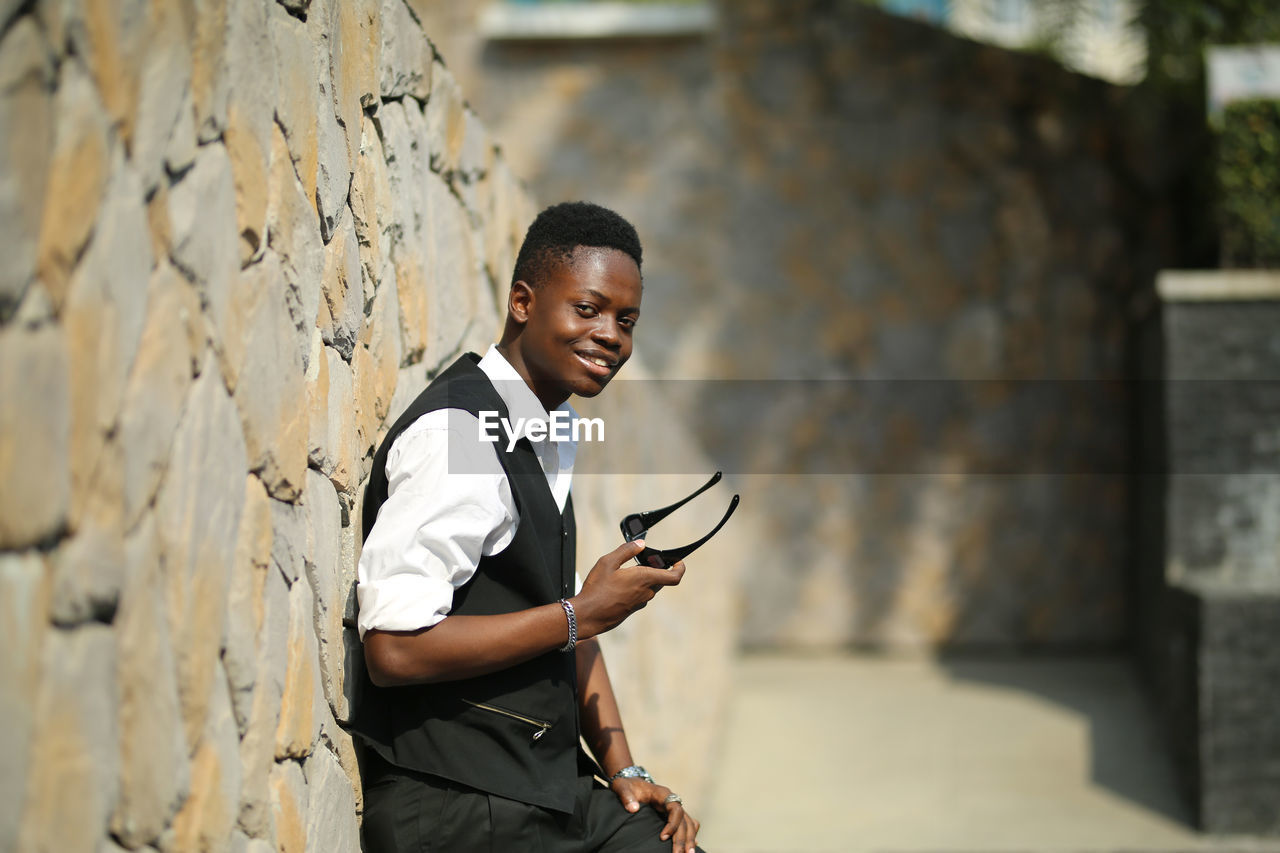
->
[238, 566, 289, 839]
[231, 255, 309, 501]
[305, 328, 330, 469]
[167, 141, 238, 337]
[119, 262, 201, 530]
[352, 344, 379, 475]
[377, 99, 430, 362]
[275, 576, 325, 759]
[320, 212, 362, 360]
[267, 121, 324, 373]
[378, 0, 432, 101]
[270, 3, 319, 214]
[424, 171, 479, 358]
[132, 0, 194, 194]
[423, 62, 467, 177]
[306, 0, 352, 242]
[226, 475, 273, 733]
[316, 347, 358, 492]
[49, 521, 123, 627]
[361, 265, 402, 424]
[349, 116, 392, 305]
[269, 760, 308, 853]
[153, 355, 248, 751]
[304, 470, 346, 719]
[303, 747, 359, 853]
[320, 711, 362, 813]
[170, 662, 242, 852]
[190, 0, 230, 142]
[339, 627, 364, 727]
[66, 162, 152, 528]
[17, 625, 118, 853]
[0, 321, 70, 549]
[270, 497, 307, 586]
[67, 0, 145, 146]
[329, 0, 380, 157]
[222, 0, 276, 265]
[0, 552, 49, 852]
[35, 57, 109, 305]
[112, 515, 190, 848]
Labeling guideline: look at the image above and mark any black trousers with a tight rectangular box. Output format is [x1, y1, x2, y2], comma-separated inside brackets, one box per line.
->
[360, 752, 706, 853]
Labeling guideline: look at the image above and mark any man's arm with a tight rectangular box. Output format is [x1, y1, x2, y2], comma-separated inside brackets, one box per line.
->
[576, 630, 701, 853]
[364, 539, 684, 686]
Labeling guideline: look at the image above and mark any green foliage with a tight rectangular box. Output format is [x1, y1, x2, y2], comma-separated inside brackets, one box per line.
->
[1143, 0, 1280, 93]
[1218, 99, 1280, 267]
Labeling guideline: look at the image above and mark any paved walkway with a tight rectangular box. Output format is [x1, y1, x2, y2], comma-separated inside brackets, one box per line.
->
[700, 654, 1279, 853]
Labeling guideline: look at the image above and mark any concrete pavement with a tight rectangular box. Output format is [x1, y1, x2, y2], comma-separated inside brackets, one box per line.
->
[699, 654, 1280, 853]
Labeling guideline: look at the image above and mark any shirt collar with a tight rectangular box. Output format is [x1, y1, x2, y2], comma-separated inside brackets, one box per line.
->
[477, 345, 577, 427]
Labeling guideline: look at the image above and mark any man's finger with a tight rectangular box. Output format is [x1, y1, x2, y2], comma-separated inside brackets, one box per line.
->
[659, 803, 682, 842]
[641, 565, 684, 587]
[608, 539, 646, 568]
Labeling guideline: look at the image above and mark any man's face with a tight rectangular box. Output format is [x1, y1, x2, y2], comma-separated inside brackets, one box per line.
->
[513, 247, 642, 408]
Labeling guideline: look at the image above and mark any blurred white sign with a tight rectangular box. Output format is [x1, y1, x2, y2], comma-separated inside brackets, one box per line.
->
[1206, 45, 1280, 122]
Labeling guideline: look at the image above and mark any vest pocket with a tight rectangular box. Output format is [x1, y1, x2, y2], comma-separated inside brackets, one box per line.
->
[461, 699, 552, 742]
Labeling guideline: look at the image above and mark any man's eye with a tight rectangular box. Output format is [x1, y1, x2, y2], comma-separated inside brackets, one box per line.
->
[619, 316, 637, 330]
[576, 304, 597, 316]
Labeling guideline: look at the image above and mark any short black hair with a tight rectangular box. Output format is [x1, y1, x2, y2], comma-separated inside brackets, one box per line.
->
[512, 201, 642, 289]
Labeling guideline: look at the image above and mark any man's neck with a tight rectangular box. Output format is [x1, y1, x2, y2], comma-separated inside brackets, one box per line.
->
[494, 343, 569, 412]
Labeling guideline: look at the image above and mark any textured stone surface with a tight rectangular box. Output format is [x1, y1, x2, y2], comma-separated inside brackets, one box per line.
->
[423, 60, 465, 176]
[267, 122, 324, 372]
[154, 356, 248, 751]
[7, 2, 536, 846]
[424, 171, 479, 357]
[119, 263, 201, 529]
[317, 346, 358, 492]
[304, 470, 346, 719]
[276, 576, 324, 760]
[0, 321, 70, 549]
[231, 255, 308, 501]
[190, 0, 230, 142]
[65, 163, 152, 530]
[18, 625, 118, 853]
[132, 0, 193, 193]
[377, 98, 430, 364]
[306, 0, 352, 243]
[320, 212, 363, 360]
[270, 497, 307, 586]
[303, 747, 359, 853]
[170, 662, 242, 852]
[238, 566, 289, 839]
[113, 516, 190, 848]
[349, 116, 392, 304]
[379, 0, 432, 101]
[270, 760, 308, 853]
[35, 58, 109, 304]
[167, 142, 238, 338]
[0, 553, 47, 852]
[224, 0, 276, 263]
[48, 520, 123, 626]
[270, 3, 319, 215]
[226, 475, 273, 733]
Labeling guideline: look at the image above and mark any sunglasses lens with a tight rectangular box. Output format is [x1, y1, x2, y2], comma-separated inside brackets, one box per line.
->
[626, 518, 646, 538]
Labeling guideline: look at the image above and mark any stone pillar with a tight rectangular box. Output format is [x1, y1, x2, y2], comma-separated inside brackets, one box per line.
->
[1156, 270, 1280, 836]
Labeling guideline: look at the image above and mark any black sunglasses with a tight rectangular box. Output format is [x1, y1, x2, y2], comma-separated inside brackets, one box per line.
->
[620, 472, 740, 569]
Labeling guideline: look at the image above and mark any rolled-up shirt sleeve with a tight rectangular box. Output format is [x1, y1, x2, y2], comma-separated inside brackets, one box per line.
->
[356, 410, 516, 639]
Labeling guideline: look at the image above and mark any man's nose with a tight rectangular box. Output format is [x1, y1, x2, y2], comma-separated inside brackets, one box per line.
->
[592, 317, 621, 348]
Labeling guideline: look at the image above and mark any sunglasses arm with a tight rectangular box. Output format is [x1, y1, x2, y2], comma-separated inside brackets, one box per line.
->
[650, 494, 740, 567]
[634, 471, 724, 530]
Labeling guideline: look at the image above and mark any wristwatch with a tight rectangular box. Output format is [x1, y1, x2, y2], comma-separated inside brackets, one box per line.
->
[610, 765, 654, 785]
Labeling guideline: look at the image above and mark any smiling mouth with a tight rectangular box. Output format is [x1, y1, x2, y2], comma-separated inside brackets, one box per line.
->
[575, 352, 616, 377]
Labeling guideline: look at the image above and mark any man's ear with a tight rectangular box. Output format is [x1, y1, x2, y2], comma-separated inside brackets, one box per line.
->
[508, 280, 534, 324]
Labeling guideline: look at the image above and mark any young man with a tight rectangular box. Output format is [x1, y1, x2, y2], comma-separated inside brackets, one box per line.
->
[351, 202, 703, 853]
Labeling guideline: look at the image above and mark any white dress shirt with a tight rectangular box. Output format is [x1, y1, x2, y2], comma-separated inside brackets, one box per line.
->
[356, 345, 580, 639]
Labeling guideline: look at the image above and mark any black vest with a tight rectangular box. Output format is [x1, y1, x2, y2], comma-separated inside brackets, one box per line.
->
[349, 353, 583, 813]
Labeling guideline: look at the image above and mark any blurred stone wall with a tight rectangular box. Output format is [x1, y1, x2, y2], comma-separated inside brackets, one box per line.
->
[443, 0, 1181, 651]
[1, 0, 744, 849]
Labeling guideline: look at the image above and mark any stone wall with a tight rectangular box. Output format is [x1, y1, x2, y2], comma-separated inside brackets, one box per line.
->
[1, 0, 743, 849]
[430, 0, 1182, 650]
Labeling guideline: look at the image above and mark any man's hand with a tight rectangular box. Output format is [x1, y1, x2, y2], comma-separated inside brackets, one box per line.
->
[611, 776, 700, 853]
[571, 540, 686, 640]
